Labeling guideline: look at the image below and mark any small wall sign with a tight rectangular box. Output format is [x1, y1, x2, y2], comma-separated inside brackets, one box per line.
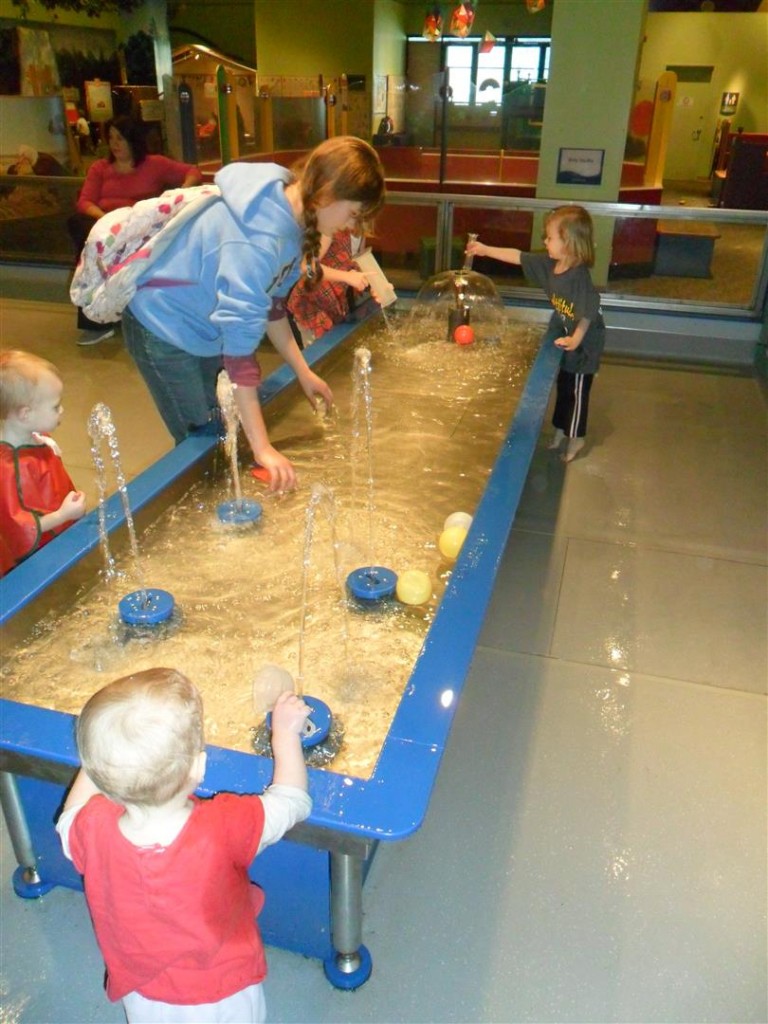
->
[720, 91, 739, 116]
[556, 147, 605, 186]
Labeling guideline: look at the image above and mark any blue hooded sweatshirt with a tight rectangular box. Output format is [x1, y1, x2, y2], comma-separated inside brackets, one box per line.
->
[128, 163, 302, 359]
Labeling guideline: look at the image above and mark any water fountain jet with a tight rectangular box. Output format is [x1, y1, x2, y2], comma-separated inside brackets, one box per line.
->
[87, 403, 177, 632]
[345, 348, 397, 604]
[251, 482, 346, 767]
[215, 372, 263, 526]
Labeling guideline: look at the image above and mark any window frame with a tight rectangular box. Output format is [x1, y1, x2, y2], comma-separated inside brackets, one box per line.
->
[407, 35, 551, 108]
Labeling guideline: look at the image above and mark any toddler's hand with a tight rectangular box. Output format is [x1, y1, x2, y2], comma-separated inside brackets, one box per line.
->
[554, 335, 581, 351]
[60, 490, 86, 523]
[271, 690, 311, 737]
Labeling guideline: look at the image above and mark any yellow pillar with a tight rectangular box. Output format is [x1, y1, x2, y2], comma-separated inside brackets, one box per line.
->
[644, 72, 677, 188]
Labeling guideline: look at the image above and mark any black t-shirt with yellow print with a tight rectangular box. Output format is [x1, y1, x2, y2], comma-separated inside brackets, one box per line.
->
[520, 252, 605, 374]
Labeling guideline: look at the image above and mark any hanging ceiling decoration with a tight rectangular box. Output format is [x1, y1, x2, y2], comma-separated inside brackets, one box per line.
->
[449, 2, 476, 38]
[423, 5, 443, 42]
[525, 0, 546, 13]
[479, 29, 496, 53]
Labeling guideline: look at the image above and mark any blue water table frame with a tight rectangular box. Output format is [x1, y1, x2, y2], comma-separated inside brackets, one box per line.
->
[0, 307, 559, 988]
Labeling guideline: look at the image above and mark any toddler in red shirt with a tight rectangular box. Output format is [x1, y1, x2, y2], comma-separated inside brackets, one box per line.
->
[57, 668, 312, 1023]
[0, 350, 86, 574]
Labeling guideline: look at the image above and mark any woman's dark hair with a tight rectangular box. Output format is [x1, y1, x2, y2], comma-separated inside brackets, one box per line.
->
[106, 116, 148, 166]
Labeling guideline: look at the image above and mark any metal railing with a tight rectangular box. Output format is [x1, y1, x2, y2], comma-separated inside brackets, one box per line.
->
[2, 173, 766, 323]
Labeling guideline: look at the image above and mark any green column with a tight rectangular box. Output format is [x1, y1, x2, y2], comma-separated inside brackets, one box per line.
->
[536, 0, 647, 283]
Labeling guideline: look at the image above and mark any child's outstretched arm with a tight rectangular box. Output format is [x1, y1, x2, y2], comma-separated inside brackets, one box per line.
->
[257, 690, 313, 852]
[270, 690, 311, 793]
[466, 238, 523, 265]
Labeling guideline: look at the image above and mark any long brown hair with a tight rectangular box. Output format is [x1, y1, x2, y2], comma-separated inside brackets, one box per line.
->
[294, 137, 385, 285]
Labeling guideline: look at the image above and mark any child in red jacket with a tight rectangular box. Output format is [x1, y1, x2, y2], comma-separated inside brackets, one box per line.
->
[57, 669, 311, 1023]
[0, 350, 86, 574]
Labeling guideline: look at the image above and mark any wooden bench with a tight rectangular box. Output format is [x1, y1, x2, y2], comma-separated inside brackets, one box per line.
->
[654, 220, 720, 279]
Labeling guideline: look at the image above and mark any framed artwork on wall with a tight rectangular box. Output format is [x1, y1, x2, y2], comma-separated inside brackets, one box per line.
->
[374, 74, 387, 115]
[85, 79, 113, 122]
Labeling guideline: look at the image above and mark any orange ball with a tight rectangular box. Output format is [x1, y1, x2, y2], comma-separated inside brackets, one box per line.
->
[453, 324, 475, 346]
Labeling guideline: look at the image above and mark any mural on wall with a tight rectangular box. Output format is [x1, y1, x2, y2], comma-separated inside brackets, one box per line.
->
[0, 20, 119, 98]
[17, 25, 59, 94]
[0, 94, 70, 170]
[0, 20, 153, 100]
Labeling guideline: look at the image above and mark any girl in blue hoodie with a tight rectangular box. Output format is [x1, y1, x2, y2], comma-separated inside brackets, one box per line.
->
[122, 136, 386, 492]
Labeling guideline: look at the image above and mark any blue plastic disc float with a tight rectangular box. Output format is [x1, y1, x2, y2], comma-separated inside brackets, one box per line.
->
[118, 588, 175, 626]
[217, 498, 263, 525]
[346, 566, 397, 601]
[267, 694, 333, 749]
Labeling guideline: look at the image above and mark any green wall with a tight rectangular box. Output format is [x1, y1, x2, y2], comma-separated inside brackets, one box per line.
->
[641, 11, 768, 134]
[253, 0, 375, 80]
[538, 0, 646, 201]
[536, 0, 647, 285]
[373, 0, 407, 77]
[168, 0, 255, 67]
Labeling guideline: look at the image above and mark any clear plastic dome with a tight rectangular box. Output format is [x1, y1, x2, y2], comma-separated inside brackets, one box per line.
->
[410, 269, 505, 345]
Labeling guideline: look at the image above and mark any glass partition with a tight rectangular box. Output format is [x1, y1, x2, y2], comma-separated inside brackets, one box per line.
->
[372, 192, 768, 318]
[0, 174, 81, 264]
[1, 174, 765, 320]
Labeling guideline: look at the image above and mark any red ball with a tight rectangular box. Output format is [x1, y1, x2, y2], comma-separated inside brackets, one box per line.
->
[453, 324, 475, 346]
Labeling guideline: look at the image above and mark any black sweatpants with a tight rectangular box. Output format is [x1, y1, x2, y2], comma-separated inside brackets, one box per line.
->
[552, 368, 594, 439]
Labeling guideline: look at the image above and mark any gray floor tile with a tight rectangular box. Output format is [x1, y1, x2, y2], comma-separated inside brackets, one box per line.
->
[553, 537, 768, 692]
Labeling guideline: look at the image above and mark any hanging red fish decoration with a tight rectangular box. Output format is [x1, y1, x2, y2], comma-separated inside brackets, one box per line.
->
[423, 5, 443, 42]
[449, 2, 475, 38]
[479, 30, 496, 54]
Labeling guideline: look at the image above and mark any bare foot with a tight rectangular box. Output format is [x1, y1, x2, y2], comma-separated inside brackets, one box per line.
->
[561, 438, 585, 463]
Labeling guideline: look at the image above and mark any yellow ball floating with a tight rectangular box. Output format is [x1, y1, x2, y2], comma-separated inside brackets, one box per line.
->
[443, 511, 473, 533]
[438, 525, 468, 560]
[395, 569, 433, 606]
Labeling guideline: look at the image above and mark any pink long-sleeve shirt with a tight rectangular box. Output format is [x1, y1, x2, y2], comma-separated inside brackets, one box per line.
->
[76, 155, 200, 215]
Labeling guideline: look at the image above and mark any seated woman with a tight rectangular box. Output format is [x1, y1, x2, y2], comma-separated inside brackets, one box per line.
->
[287, 229, 371, 345]
[68, 115, 202, 345]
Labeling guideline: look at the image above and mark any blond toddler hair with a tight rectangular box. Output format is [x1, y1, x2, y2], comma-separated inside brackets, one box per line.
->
[0, 350, 61, 420]
[77, 668, 205, 807]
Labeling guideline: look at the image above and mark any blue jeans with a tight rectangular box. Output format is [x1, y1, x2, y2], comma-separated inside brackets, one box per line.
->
[122, 308, 222, 444]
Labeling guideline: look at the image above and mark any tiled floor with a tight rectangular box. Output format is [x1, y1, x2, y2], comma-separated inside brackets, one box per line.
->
[1, 283, 766, 1023]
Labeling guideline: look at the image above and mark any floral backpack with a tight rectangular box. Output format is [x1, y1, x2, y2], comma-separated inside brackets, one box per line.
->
[70, 184, 220, 324]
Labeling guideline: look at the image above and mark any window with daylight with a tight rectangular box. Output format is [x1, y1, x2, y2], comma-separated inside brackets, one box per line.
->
[434, 36, 550, 106]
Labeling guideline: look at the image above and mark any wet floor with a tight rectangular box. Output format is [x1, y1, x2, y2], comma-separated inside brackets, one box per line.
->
[1, 276, 766, 1023]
